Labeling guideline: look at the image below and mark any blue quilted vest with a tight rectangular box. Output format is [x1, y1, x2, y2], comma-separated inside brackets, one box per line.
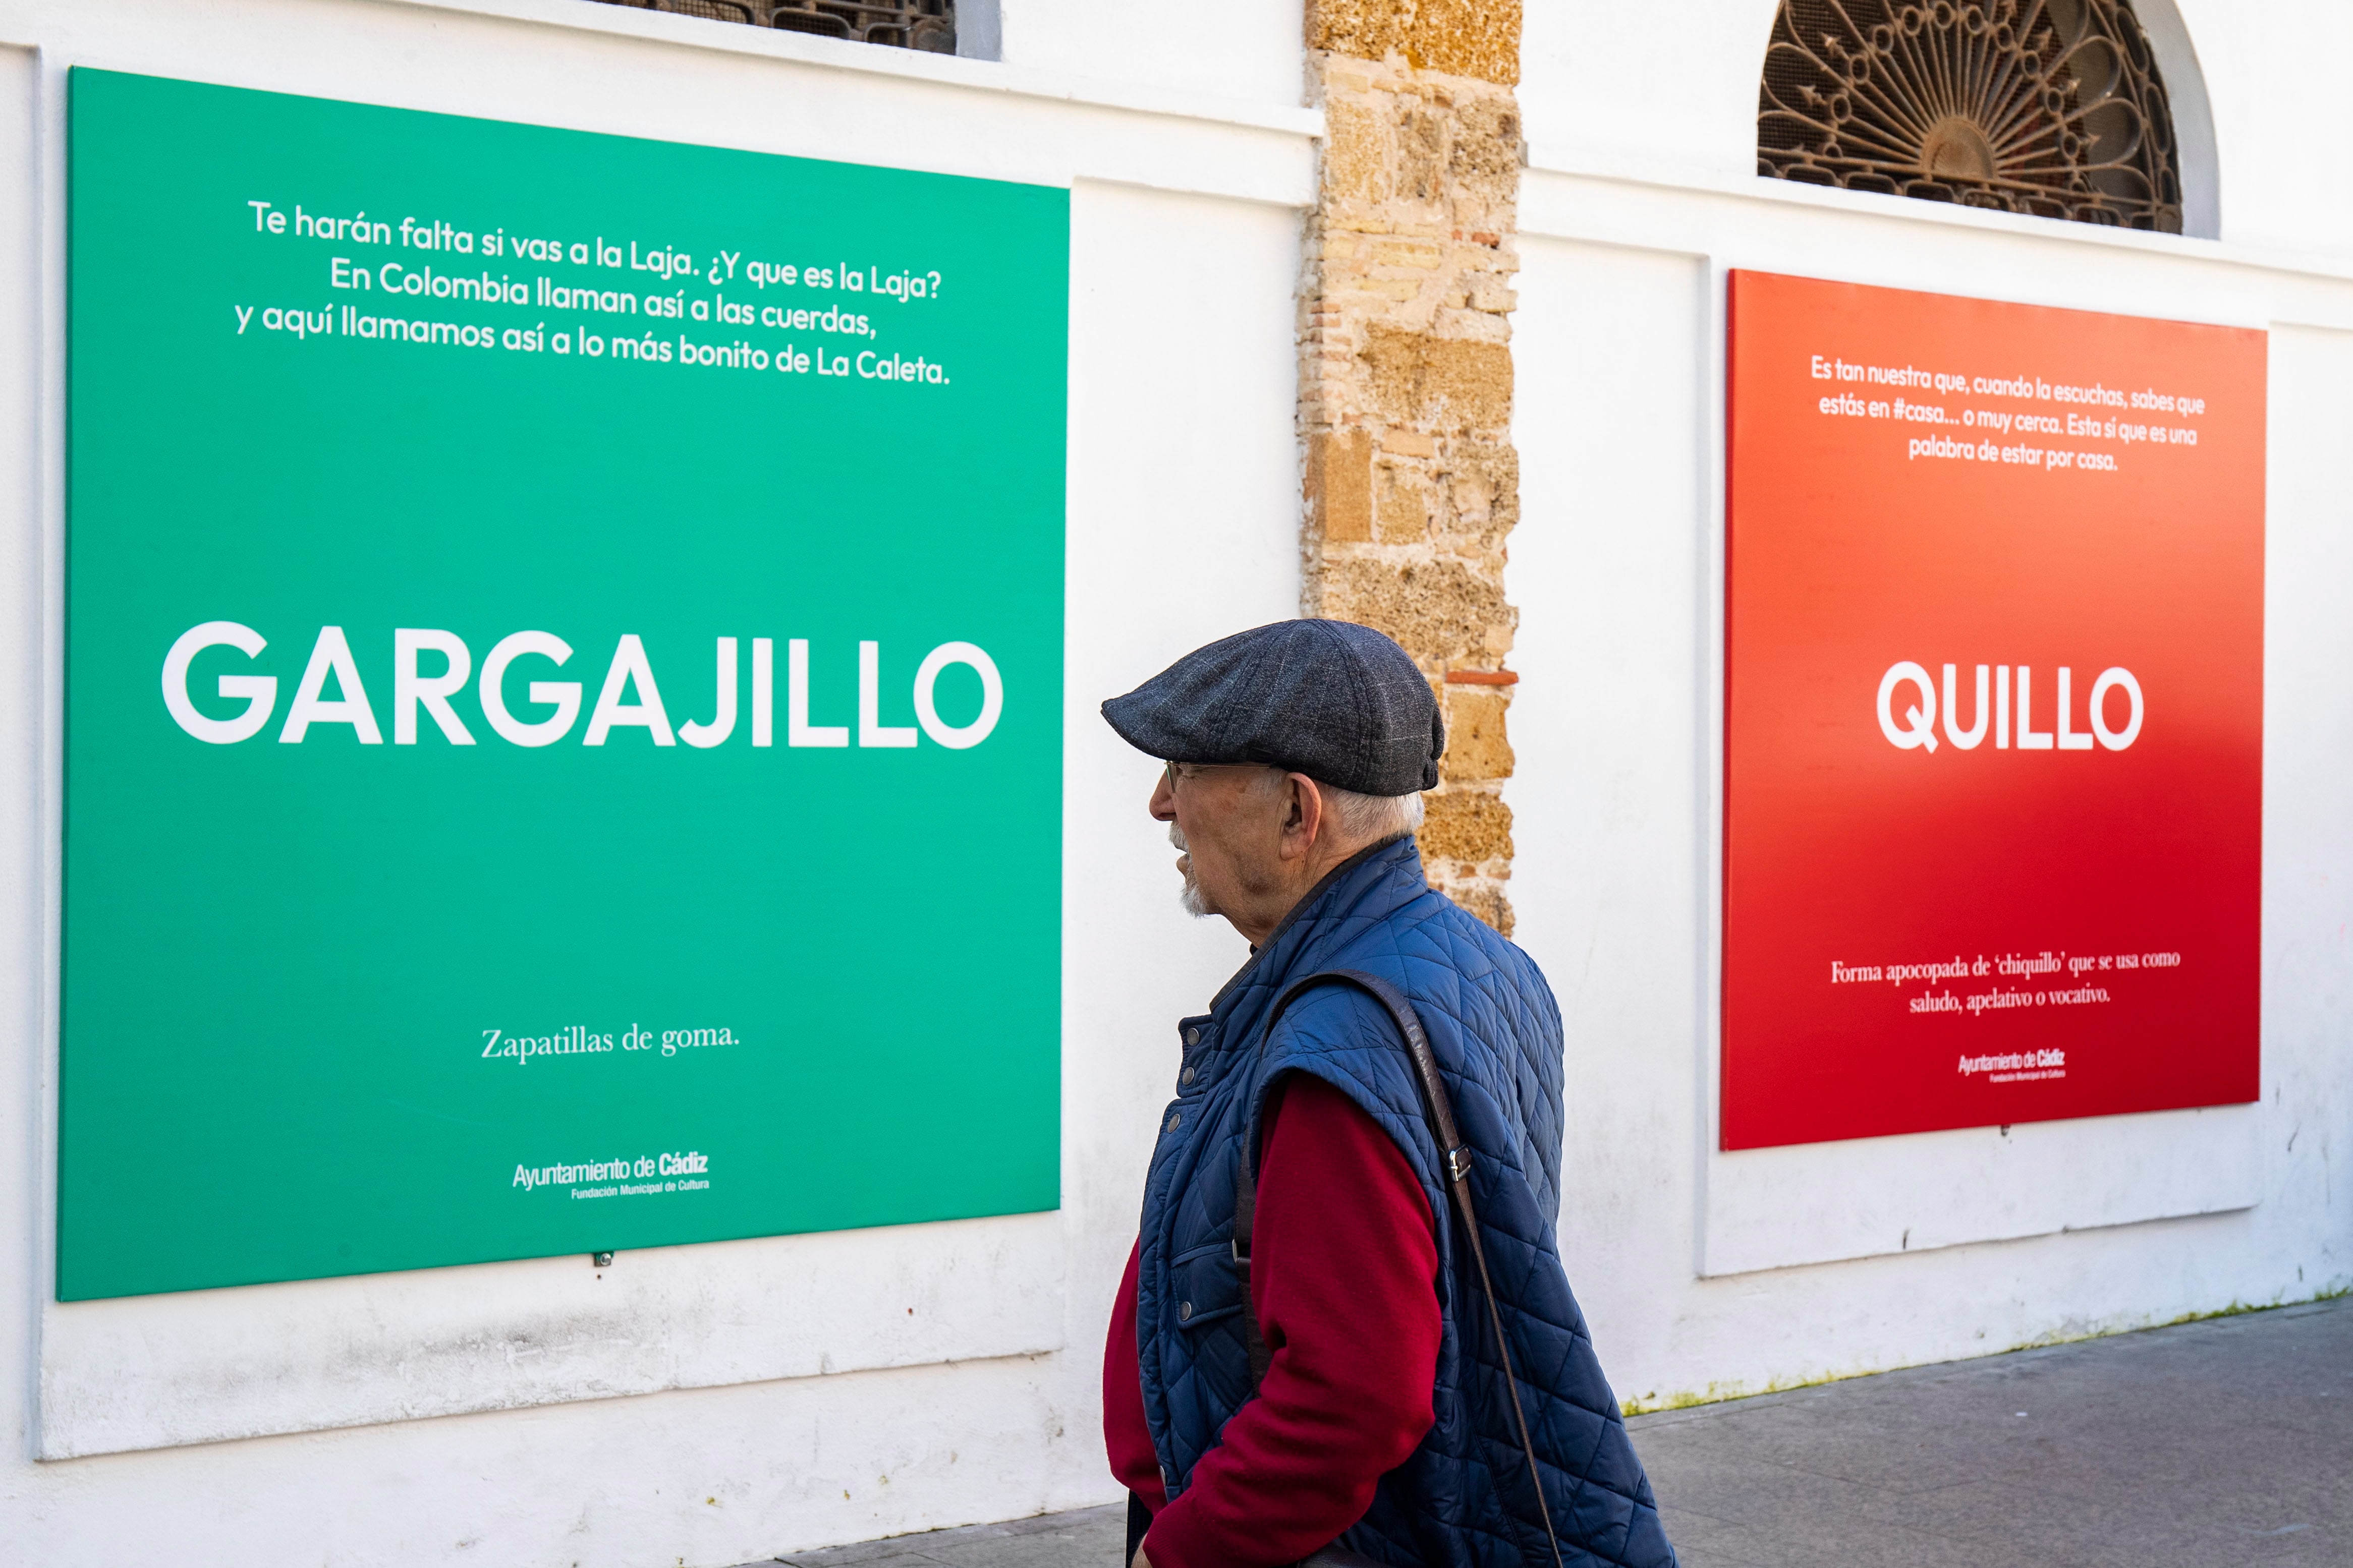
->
[1135, 836, 1676, 1567]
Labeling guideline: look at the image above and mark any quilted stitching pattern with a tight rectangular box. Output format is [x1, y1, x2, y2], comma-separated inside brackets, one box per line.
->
[1134, 839, 1677, 1567]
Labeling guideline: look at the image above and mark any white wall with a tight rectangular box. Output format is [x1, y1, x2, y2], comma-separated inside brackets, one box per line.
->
[1510, 2, 2353, 1412]
[1519, 0, 1774, 187]
[999, 0, 1305, 109]
[2174, 0, 2353, 258]
[0, 0, 1306, 1560]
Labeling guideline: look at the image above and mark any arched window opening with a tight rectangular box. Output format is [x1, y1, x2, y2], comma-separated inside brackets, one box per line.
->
[590, 0, 957, 53]
[1759, 0, 2182, 233]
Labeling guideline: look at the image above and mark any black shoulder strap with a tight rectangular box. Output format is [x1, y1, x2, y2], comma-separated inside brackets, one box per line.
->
[1233, 969, 1564, 1568]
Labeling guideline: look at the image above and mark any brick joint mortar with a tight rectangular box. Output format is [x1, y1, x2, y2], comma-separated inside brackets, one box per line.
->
[1298, 37, 1522, 935]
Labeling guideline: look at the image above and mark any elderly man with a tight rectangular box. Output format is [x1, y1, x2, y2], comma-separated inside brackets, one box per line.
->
[1099, 620, 1674, 1568]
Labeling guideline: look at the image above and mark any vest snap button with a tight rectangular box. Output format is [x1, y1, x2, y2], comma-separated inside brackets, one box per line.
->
[1179, 1301, 1193, 1321]
[1180, 1067, 1196, 1086]
[1165, 1111, 1182, 1132]
[1185, 1028, 1200, 1046]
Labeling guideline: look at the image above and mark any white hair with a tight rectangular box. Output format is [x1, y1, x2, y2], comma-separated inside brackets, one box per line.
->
[1321, 782, 1426, 844]
[1228, 767, 1425, 844]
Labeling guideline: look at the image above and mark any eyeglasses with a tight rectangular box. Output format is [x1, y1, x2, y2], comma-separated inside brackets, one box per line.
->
[1161, 760, 1243, 792]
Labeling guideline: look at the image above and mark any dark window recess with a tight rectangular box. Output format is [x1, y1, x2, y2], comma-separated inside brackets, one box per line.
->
[1760, 0, 2181, 233]
[591, 0, 956, 54]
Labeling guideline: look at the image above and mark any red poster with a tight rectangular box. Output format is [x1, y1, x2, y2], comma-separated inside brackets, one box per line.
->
[1722, 270, 2265, 1150]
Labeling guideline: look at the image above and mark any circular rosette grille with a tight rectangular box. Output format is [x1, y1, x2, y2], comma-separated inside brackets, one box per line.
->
[1760, 0, 2182, 232]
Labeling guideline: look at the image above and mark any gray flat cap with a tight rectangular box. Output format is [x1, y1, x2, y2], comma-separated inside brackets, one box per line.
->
[1101, 619, 1443, 795]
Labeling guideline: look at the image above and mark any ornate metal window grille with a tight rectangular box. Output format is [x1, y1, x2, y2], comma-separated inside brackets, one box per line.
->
[591, 0, 956, 54]
[1759, 0, 2181, 233]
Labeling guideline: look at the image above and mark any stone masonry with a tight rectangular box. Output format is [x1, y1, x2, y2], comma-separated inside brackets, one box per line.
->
[1299, 1, 1525, 933]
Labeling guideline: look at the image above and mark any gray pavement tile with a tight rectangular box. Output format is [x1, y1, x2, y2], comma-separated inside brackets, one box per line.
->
[1639, 1453, 1978, 1552]
[920, 1513, 1129, 1568]
[766, 1503, 1125, 1568]
[772, 1546, 954, 1568]
[1702, 1513, 1993, 1568]
[1640, 1505, 1778, 1566]
[1666, 1541, 1773, 1568]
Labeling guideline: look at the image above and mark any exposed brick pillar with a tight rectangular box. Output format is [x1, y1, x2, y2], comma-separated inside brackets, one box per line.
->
[1298, 1, 1524, 933]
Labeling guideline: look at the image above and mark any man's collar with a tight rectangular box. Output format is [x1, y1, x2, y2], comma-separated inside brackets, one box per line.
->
[1210, 832, 1417, 1014]
[1245, 832, 1415, 957]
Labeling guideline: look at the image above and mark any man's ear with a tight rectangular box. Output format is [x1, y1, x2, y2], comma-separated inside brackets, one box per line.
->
[1281, 772, 1324, 859]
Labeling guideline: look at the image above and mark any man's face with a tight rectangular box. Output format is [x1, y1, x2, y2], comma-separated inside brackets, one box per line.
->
[1149, 763, 1285, 923]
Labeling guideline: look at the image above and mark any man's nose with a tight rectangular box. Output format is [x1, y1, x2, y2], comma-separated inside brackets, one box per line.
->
[1148, 772, 1177, 822]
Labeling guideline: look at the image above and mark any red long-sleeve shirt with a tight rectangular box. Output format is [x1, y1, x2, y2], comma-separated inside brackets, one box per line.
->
[1103, 1072, 1441, 1568]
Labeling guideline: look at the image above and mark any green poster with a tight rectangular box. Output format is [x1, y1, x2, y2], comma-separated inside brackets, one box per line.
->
[61, 70, 1066, 1301]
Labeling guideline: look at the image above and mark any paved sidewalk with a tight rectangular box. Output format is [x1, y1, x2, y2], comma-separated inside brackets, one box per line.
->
[767, 1504, 1128, 1568]
[1633, 1295, 2350, 1566]
[747, 1295, 2352, 1568]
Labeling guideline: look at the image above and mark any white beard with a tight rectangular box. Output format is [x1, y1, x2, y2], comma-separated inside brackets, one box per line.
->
[1171, 822, 1212, 918]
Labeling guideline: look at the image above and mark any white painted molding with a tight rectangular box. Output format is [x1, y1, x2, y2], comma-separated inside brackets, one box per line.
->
[1700, 1105, 2259, 1277]
[39, 1211, 1066, 1458]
